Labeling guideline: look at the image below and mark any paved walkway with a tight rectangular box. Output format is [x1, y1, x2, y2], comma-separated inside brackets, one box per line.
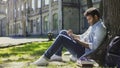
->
[0, 37, 48, 48]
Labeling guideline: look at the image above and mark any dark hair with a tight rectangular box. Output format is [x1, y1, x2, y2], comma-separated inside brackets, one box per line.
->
[84, 7, 100, 18]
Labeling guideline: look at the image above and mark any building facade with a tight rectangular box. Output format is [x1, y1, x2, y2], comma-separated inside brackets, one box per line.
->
[0, 0, 8, 36]
[0, 0, 101, 37]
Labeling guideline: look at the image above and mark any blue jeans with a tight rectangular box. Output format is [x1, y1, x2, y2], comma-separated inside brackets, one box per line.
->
[44, 30, 85, 59]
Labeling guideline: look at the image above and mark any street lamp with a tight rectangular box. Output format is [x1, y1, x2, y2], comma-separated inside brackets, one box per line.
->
[47, 31, 53, 41]
[0, 20, 2, 36]
[14, 0, 17, 36]
[40, 0, 43, 35]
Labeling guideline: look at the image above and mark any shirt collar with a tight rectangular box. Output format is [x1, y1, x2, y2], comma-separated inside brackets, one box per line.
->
[91, 20, 101, 28]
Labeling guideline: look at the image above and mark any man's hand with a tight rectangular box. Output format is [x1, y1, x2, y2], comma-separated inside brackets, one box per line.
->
[67, 29, 73, 36]
[67, 29, 74, 39]
[67, 29, 80, 40]
[67, 29, 89, 48]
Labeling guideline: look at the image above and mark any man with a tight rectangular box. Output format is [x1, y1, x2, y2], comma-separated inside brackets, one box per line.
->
[33, 7, 107, 66]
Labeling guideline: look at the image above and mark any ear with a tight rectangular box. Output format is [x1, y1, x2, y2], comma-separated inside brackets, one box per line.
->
[94, 15, 98, 20]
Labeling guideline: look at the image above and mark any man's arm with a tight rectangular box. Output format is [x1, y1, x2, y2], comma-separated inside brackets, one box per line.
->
[70, 34, 80, 39]
[67, 29, 89, 48]
[74, 38, 90, 48]
[74, 25, 106, 50]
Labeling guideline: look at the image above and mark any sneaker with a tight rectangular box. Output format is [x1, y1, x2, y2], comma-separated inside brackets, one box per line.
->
[32, 55, 49, 66]
[70, 55, 77, 62]
[50, 54, 63, 61]
[76, 59, 82, 66]
[63, 51, 71, 55]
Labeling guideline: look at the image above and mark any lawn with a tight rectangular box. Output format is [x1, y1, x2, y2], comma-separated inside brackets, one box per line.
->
[0, 41, 53, 63]
[0, 41, 77, 68]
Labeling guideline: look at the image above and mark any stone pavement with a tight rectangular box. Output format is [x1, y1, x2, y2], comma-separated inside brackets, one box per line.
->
[0, 37, 48, 48]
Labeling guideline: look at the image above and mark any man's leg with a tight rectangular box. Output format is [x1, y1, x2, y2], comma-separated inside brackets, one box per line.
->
[44, 30, 85, 59]
[33, 30, 85, 66]
[50, 30, 68, 61]
[54, 30, 68, 56]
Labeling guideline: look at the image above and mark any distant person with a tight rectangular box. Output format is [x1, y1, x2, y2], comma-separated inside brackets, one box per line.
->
[32, 7, 107, 66]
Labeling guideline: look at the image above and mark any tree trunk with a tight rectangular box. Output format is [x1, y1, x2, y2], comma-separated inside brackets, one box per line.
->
[103, 0, 120, 36]
[86, 0, 120, 66]
[99, 0, 103, 19]
[87, 0, 93, 8]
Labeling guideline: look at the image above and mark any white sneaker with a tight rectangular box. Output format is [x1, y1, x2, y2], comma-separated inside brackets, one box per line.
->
[70, 55, 77, 62]
[32, 55, 49, 66]
[50, 54, 63, 61]
[63, 51, 71, 55]
[76, 59, 82, 66]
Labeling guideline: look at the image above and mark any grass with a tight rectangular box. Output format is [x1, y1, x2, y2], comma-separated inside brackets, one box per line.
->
[0, 41, 53, 63]
[0, 41, 104, 68]
[0, 41, 81, 68]
[0, 41, 76, 68]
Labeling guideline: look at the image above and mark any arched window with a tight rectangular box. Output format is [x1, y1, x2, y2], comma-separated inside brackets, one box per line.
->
[52, 13, 58, 31]
[44, 16, 48, 32]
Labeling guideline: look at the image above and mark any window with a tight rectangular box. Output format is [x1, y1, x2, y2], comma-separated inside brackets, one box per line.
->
[53, 13, 58, 31]
[81, 0, 87, 5]
[21, 5, 24, 10]
[5, 8, 7, 14]
[92, 0, 101, 2]
[32, 0, 35, 10]
[36, 22, 39, 32]
[54, 0, 57, 1]
[26, 4, 28, 9]
[45, 0, 49, 5]
[38, 0, 41, 8]
[44, 16, 49, 32]
[30, 20, 33, 33]
[18, 8, 20, 11]
[2, 0, 7, 2]
[16, 23, 19, 34]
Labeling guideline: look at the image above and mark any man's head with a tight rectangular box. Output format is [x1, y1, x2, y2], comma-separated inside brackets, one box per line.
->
[84, 7, 100, 25]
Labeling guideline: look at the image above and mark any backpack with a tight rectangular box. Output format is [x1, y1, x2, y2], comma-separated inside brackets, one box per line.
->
[106, 35, 120, 67]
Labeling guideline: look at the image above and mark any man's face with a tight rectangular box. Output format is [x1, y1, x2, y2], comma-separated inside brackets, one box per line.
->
[86, 15, 98, 25]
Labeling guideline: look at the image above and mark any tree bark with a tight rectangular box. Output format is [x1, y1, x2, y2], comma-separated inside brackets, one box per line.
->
[86, 0, 120, 66]
[103, 0, 120, 36]
[99, 0, 103, 19]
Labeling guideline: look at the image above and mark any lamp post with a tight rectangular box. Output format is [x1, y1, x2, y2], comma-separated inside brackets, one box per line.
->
[14, 0, 17, 36]
[22, 0, 27, 37]
[61, 0, 64, 29]
[47, 31, 53, 41]
[40, 0, 43, 35]
[0, 20, 2, 36]
[7, 0, 9, 36]
[78, 0, 81, 34]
